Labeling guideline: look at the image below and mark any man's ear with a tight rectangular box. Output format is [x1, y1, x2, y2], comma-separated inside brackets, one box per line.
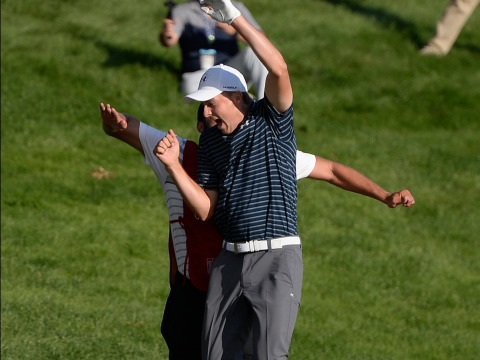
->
[197, 121, 205, 134]
[234, 91, 242, 106]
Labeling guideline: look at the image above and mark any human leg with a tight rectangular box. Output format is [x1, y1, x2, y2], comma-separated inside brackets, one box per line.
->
[242, 331, 254, 360]
[161, 271, 207, 360]
[243, 245, 304, 360]
[422, 0, 479, 55]
[225, 47, 268, 99]
[202, 249, 252, 360]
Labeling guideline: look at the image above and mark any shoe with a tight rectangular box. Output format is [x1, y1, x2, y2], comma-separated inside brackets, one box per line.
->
[420, 43, 446, 56]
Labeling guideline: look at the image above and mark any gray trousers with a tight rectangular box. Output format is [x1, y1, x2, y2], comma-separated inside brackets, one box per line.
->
[202, 244, 303, 360]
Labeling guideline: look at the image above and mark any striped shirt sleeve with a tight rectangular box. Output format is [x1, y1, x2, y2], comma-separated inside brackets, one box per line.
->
[197, 139, 219, 190]
[261, 96, 294, 141]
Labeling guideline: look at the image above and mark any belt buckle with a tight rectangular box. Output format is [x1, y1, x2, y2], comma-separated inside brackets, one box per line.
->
[234, 242, 249, 254]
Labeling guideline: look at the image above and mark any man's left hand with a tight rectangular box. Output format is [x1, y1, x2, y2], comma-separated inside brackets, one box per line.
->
[100, 103, 127, 131]
[201, 0, 241, 24]
[385, 189, 416, 208]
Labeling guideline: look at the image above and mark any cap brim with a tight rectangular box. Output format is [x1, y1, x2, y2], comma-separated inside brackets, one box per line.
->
[183, 86, 222, 104]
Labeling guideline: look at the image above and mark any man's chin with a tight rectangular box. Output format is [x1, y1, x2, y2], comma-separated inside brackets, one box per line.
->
[216, 122, 228, 134]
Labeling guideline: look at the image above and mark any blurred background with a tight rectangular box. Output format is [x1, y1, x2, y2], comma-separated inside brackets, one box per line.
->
[1, 0, 479, 359]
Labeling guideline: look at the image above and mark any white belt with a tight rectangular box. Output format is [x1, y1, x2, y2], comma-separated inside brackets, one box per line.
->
[223, 236, 301, 254]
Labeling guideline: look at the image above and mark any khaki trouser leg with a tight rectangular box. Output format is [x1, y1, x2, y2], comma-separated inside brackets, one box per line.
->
[429, 0, 479, 54]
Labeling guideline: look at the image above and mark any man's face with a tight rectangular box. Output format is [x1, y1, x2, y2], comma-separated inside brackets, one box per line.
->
[203, 115, 217, 130]
[202, 93, 241, 135]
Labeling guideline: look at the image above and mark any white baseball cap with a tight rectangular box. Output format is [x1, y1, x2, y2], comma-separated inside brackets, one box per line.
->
[183, 64, 248, 103]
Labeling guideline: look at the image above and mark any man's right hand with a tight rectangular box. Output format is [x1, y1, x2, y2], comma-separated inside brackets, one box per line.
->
[160, 19, 179, 47]
[153, 129, 181, 169]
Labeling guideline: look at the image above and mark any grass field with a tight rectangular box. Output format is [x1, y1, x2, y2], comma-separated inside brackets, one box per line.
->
[1, 0, 479, 359]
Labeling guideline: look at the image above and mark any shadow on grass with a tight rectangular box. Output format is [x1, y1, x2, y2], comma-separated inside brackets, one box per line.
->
[74, 34, 181, 77]
[454, 42, 480, 54]
[319, 0, 423, 47]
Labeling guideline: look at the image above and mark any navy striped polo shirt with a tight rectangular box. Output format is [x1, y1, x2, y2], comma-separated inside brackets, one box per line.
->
[197, 96, 297, 243]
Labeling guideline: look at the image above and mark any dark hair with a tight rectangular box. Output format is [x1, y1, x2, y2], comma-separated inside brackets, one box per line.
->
[223, 91, 253, 106]
[197, 103, 205, 123]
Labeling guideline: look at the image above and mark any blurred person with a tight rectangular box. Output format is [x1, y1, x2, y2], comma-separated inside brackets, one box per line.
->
[159, 0, 268, 98]
[421, 0, 479, 55]
[101, 101, 415, 360]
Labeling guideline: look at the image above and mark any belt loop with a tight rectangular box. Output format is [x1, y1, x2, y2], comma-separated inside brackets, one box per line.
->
[267, 238, 272, 251]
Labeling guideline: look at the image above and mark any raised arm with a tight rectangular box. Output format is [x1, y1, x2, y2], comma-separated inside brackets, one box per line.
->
[100, 103, 143, 154]
[308, 156, 415, 208]
[153, 129, 218, 220]
[202, 0, 292, 112]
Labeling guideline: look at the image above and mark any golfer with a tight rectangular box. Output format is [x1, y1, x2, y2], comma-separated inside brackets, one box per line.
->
[153, 0, 315, 358]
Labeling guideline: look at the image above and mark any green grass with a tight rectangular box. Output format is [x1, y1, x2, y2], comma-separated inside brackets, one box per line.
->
[2, 0, 479, 359]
